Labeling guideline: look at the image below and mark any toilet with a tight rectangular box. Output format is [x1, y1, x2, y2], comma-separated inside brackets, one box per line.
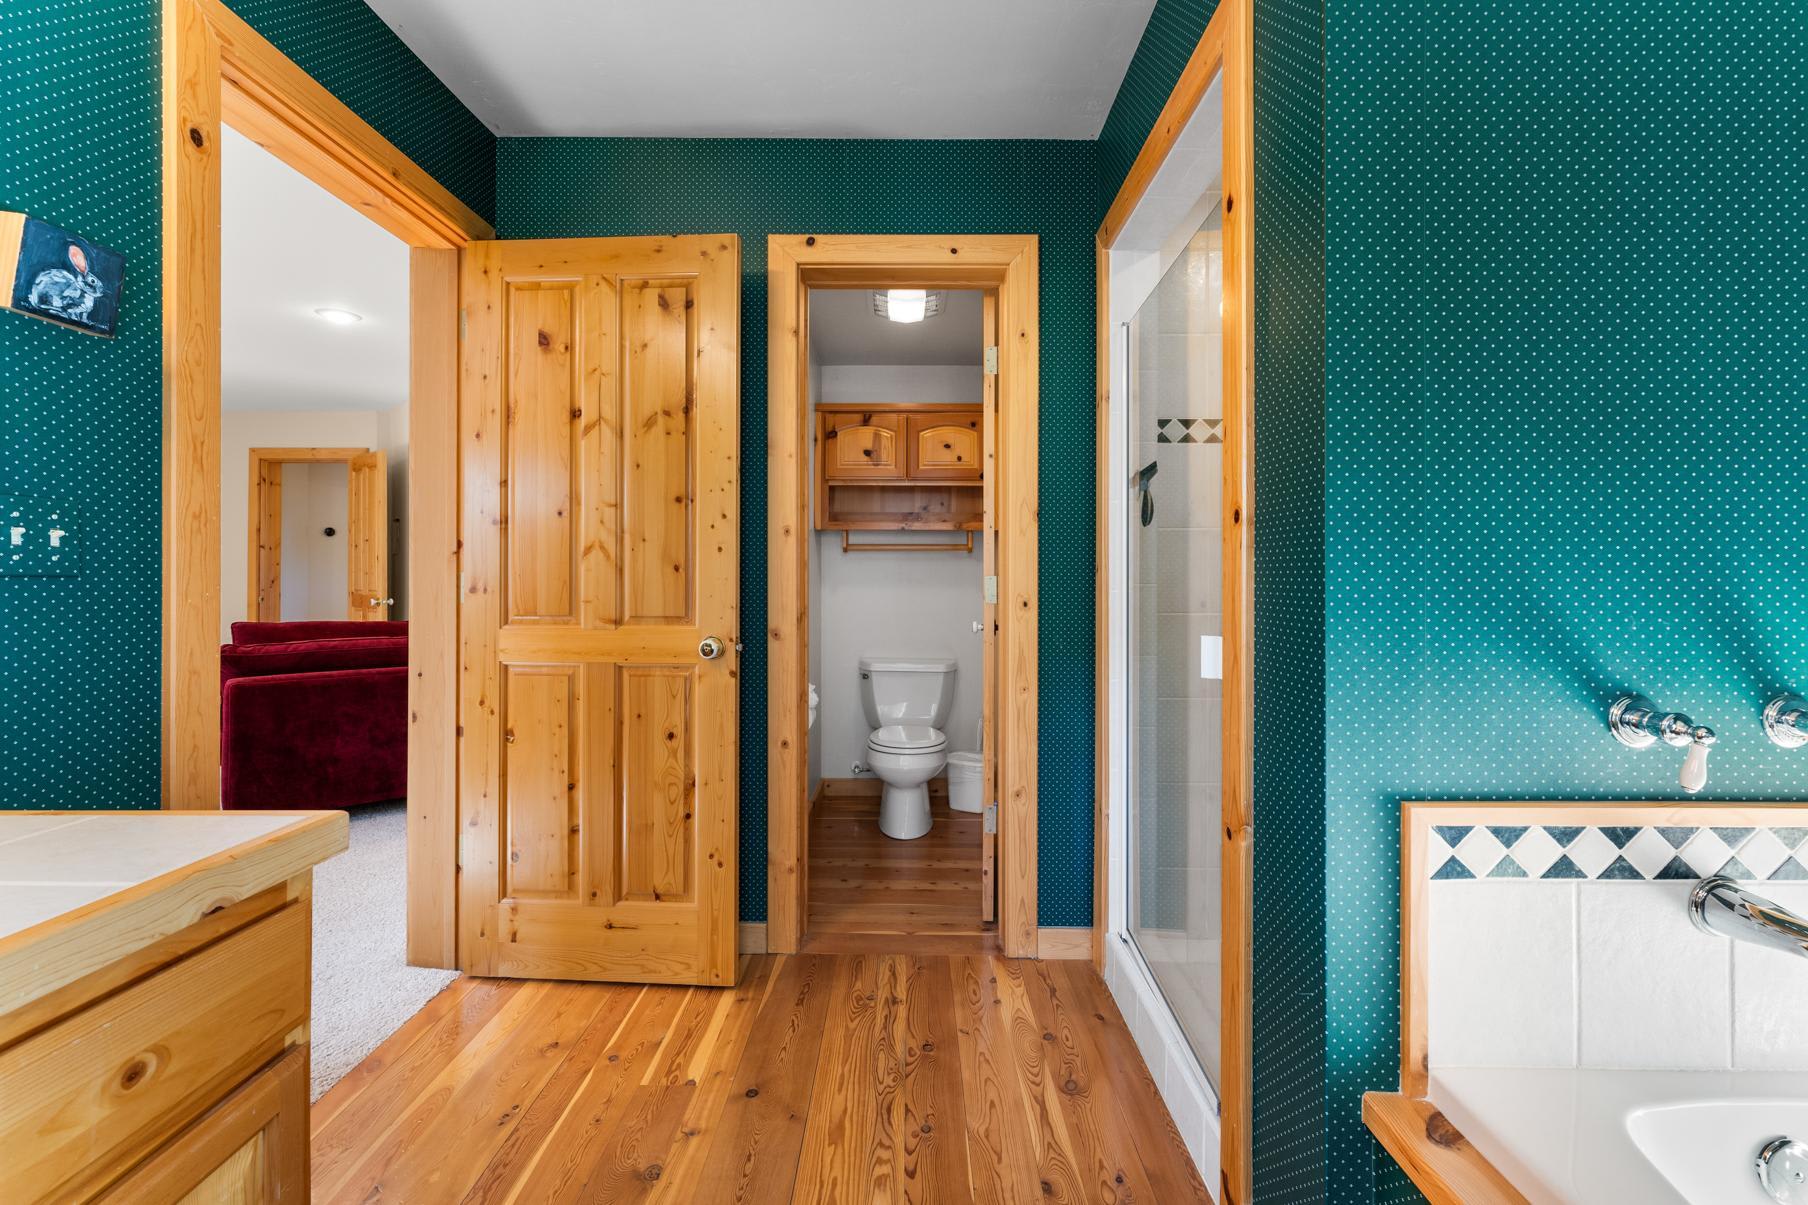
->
[860, 657, 956, 840]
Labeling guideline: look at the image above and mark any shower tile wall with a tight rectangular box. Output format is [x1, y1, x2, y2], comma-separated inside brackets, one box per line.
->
[1131, 217, 1224, 1078]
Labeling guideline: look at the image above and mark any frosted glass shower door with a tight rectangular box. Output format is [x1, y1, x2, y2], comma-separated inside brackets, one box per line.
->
[1127, 206, 1224, 1086]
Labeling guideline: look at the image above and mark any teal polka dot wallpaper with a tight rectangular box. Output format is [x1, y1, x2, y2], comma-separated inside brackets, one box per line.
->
[0, 0, 491, 810]
[494, 138, 1101, 927]
[1327, 1, 1807, 1201]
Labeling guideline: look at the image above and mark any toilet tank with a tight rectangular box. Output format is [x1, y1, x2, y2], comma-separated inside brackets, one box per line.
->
[859, 658, 957, 729]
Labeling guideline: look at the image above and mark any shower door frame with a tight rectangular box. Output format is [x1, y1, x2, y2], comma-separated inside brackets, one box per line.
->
[1092, 0, 1254, 1198]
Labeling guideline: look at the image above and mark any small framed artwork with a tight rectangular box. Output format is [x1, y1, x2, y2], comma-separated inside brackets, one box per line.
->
[0, 211, 125, 337]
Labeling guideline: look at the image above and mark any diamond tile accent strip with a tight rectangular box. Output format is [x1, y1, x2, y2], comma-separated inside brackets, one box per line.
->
[1426, 825, 1808, 883]
[1155, 416, 1225, 444]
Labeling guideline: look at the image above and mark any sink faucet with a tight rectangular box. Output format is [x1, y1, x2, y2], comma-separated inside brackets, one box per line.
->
[1690, 876, 1808, 960]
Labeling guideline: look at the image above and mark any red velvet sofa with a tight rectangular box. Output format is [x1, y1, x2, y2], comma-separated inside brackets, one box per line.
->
[221, 620, 409, 810]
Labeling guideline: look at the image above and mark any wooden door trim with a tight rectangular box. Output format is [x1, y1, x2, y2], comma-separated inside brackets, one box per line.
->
[243, 446, 373, 622]
[1094, 0, 1254, 1198]
[766, 234, 1040, 959]
[163, 0, 486, 969]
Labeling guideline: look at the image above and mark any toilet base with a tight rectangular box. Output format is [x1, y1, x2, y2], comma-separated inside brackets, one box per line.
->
[879, 784, 933, 840]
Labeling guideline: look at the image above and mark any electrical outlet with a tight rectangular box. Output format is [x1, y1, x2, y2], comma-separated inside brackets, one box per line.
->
[0, 498, 76, 577]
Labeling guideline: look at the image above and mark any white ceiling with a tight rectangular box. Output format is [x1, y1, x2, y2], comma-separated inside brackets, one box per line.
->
[810, 289, 982, 366]
[221, 126, 410, 413]
[362, 0, 1157, 138]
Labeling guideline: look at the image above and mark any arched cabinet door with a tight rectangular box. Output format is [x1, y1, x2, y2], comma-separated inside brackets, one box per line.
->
[820, 413, 903, 479]
[906, 412, 982, 480]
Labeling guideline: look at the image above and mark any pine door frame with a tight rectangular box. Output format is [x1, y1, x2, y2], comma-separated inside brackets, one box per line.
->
[161, 0, 489, 968]
[765, 234, 1041, 959]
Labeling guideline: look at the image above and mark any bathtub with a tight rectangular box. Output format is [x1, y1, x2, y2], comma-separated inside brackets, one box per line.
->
[1430, 1066, 1808, 1204]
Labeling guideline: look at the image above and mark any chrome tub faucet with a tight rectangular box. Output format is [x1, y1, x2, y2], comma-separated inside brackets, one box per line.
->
[1690, 876, 1808, 961]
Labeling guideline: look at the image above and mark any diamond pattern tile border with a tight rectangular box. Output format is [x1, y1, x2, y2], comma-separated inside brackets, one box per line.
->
[1428, 824, 1808, 883]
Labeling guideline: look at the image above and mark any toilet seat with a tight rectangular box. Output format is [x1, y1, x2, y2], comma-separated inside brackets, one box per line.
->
[867, 724, 947, 754]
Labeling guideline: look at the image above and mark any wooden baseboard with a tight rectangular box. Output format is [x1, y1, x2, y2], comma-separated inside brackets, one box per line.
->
[738, 923, 767, 955]
[1036, 928, 1092, 960]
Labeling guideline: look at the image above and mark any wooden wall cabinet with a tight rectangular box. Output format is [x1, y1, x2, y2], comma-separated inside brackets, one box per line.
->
[816, 403, 982, 532]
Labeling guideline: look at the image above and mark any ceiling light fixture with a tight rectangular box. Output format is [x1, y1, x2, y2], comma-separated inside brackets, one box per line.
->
[872, 288, 943, 324]
[313, 307, 363, 326]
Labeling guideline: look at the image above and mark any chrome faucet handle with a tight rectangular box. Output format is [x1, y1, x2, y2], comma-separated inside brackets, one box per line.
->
[1766, 695, 1808, 749]
[1609, 695, 1716, 793]
[1680, 727, 1716, 794]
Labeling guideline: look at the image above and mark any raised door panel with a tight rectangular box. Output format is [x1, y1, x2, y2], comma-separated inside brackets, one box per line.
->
[501, 666, 579, 899]
[619, 666, 695, 903]
[906, 411, 982, 479]
[622, 280, 696, 625]
[505, 282, 581, 623]
[821, 413, 902, 479]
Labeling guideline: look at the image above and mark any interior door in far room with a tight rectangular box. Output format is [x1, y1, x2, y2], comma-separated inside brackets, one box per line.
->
[457, 236, 741, 986]
[347, 450, 389, 618]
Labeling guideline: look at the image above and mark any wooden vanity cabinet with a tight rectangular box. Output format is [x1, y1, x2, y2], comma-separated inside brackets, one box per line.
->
[0, 810, 343, 1205]
[816, 403, 983, 531]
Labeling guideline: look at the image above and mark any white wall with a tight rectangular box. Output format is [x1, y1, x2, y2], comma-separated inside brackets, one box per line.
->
[812, 363, 985, 779]
[278, 461, 350, 620]
[220, 408, 405, 640]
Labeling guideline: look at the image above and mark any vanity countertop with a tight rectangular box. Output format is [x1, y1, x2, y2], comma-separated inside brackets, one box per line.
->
[0, 809, 347, 1013]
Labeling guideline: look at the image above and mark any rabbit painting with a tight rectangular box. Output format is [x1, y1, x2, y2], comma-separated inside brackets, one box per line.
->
[27, 244, 105, 324]
[4, 214, 124, 336]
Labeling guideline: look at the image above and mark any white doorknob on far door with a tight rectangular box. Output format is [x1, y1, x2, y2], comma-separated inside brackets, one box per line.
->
[368, 597, 394, 607]
[972, 620, 984, 633]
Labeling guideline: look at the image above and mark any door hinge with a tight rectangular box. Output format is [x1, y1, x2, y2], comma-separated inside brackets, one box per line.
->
[983, 575, 998, 605]
[983, 345, 999, 375]
[459, 307, 468, 341]
[984, 803, 998, 834]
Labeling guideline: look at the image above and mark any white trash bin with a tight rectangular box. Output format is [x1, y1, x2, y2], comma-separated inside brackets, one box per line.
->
[946, 750, 983, 813]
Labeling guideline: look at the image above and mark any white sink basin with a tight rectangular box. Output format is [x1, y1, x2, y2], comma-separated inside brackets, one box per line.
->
[1628, 1100, 1808, 1204]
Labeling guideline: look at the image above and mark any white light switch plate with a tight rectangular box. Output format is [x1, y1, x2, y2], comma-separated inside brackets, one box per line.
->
[1200, 634, 1222, 680]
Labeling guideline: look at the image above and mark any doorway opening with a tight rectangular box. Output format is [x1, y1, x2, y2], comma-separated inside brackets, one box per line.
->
[215, 109, 454, 1100]
[766, 235, 1043, 959]
[801, 288, 992, 953]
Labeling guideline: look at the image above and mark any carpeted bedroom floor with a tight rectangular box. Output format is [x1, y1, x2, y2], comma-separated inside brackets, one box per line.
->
[308, 802, 459, 1100]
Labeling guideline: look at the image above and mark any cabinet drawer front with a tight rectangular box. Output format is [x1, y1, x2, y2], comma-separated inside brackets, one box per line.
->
[0, 903, 309, 1203]
[906, 413, 982, 479]
[821, 414, 902, 478]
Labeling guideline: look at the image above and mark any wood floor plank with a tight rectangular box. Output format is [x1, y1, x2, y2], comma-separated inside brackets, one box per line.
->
[1018, 959, 1149, 1203]
[454, 980, 647, 1203]
[312, 955, 1206, 1205]
[310, 976, 518, 1185]
[474, 983, 693, 1203]
[316, 981, 608, 1203]
[1048, 961, 1212, 1202]
[792, 954, 888, 1204]
[310, 976, 479, 1137]
[689, 954, 836, 1203]
[896, 954, 972, 1203]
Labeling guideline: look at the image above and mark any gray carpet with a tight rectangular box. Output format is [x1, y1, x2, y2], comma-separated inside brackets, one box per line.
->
[309, 802, 459, 1101]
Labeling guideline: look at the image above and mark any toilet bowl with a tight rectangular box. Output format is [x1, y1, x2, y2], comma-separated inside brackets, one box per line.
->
[866, 725, 948, 839]
[858, 657, 957, 840]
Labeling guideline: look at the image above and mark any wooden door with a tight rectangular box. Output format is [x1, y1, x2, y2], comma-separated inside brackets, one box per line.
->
[347, 450, 389, 619]
[458, 235, 741, 986]
[980, 296, 999, 922]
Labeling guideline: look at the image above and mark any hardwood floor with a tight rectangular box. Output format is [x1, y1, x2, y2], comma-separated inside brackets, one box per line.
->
[310, 954, 1210, 1203]
[804, 786, 993, 954]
